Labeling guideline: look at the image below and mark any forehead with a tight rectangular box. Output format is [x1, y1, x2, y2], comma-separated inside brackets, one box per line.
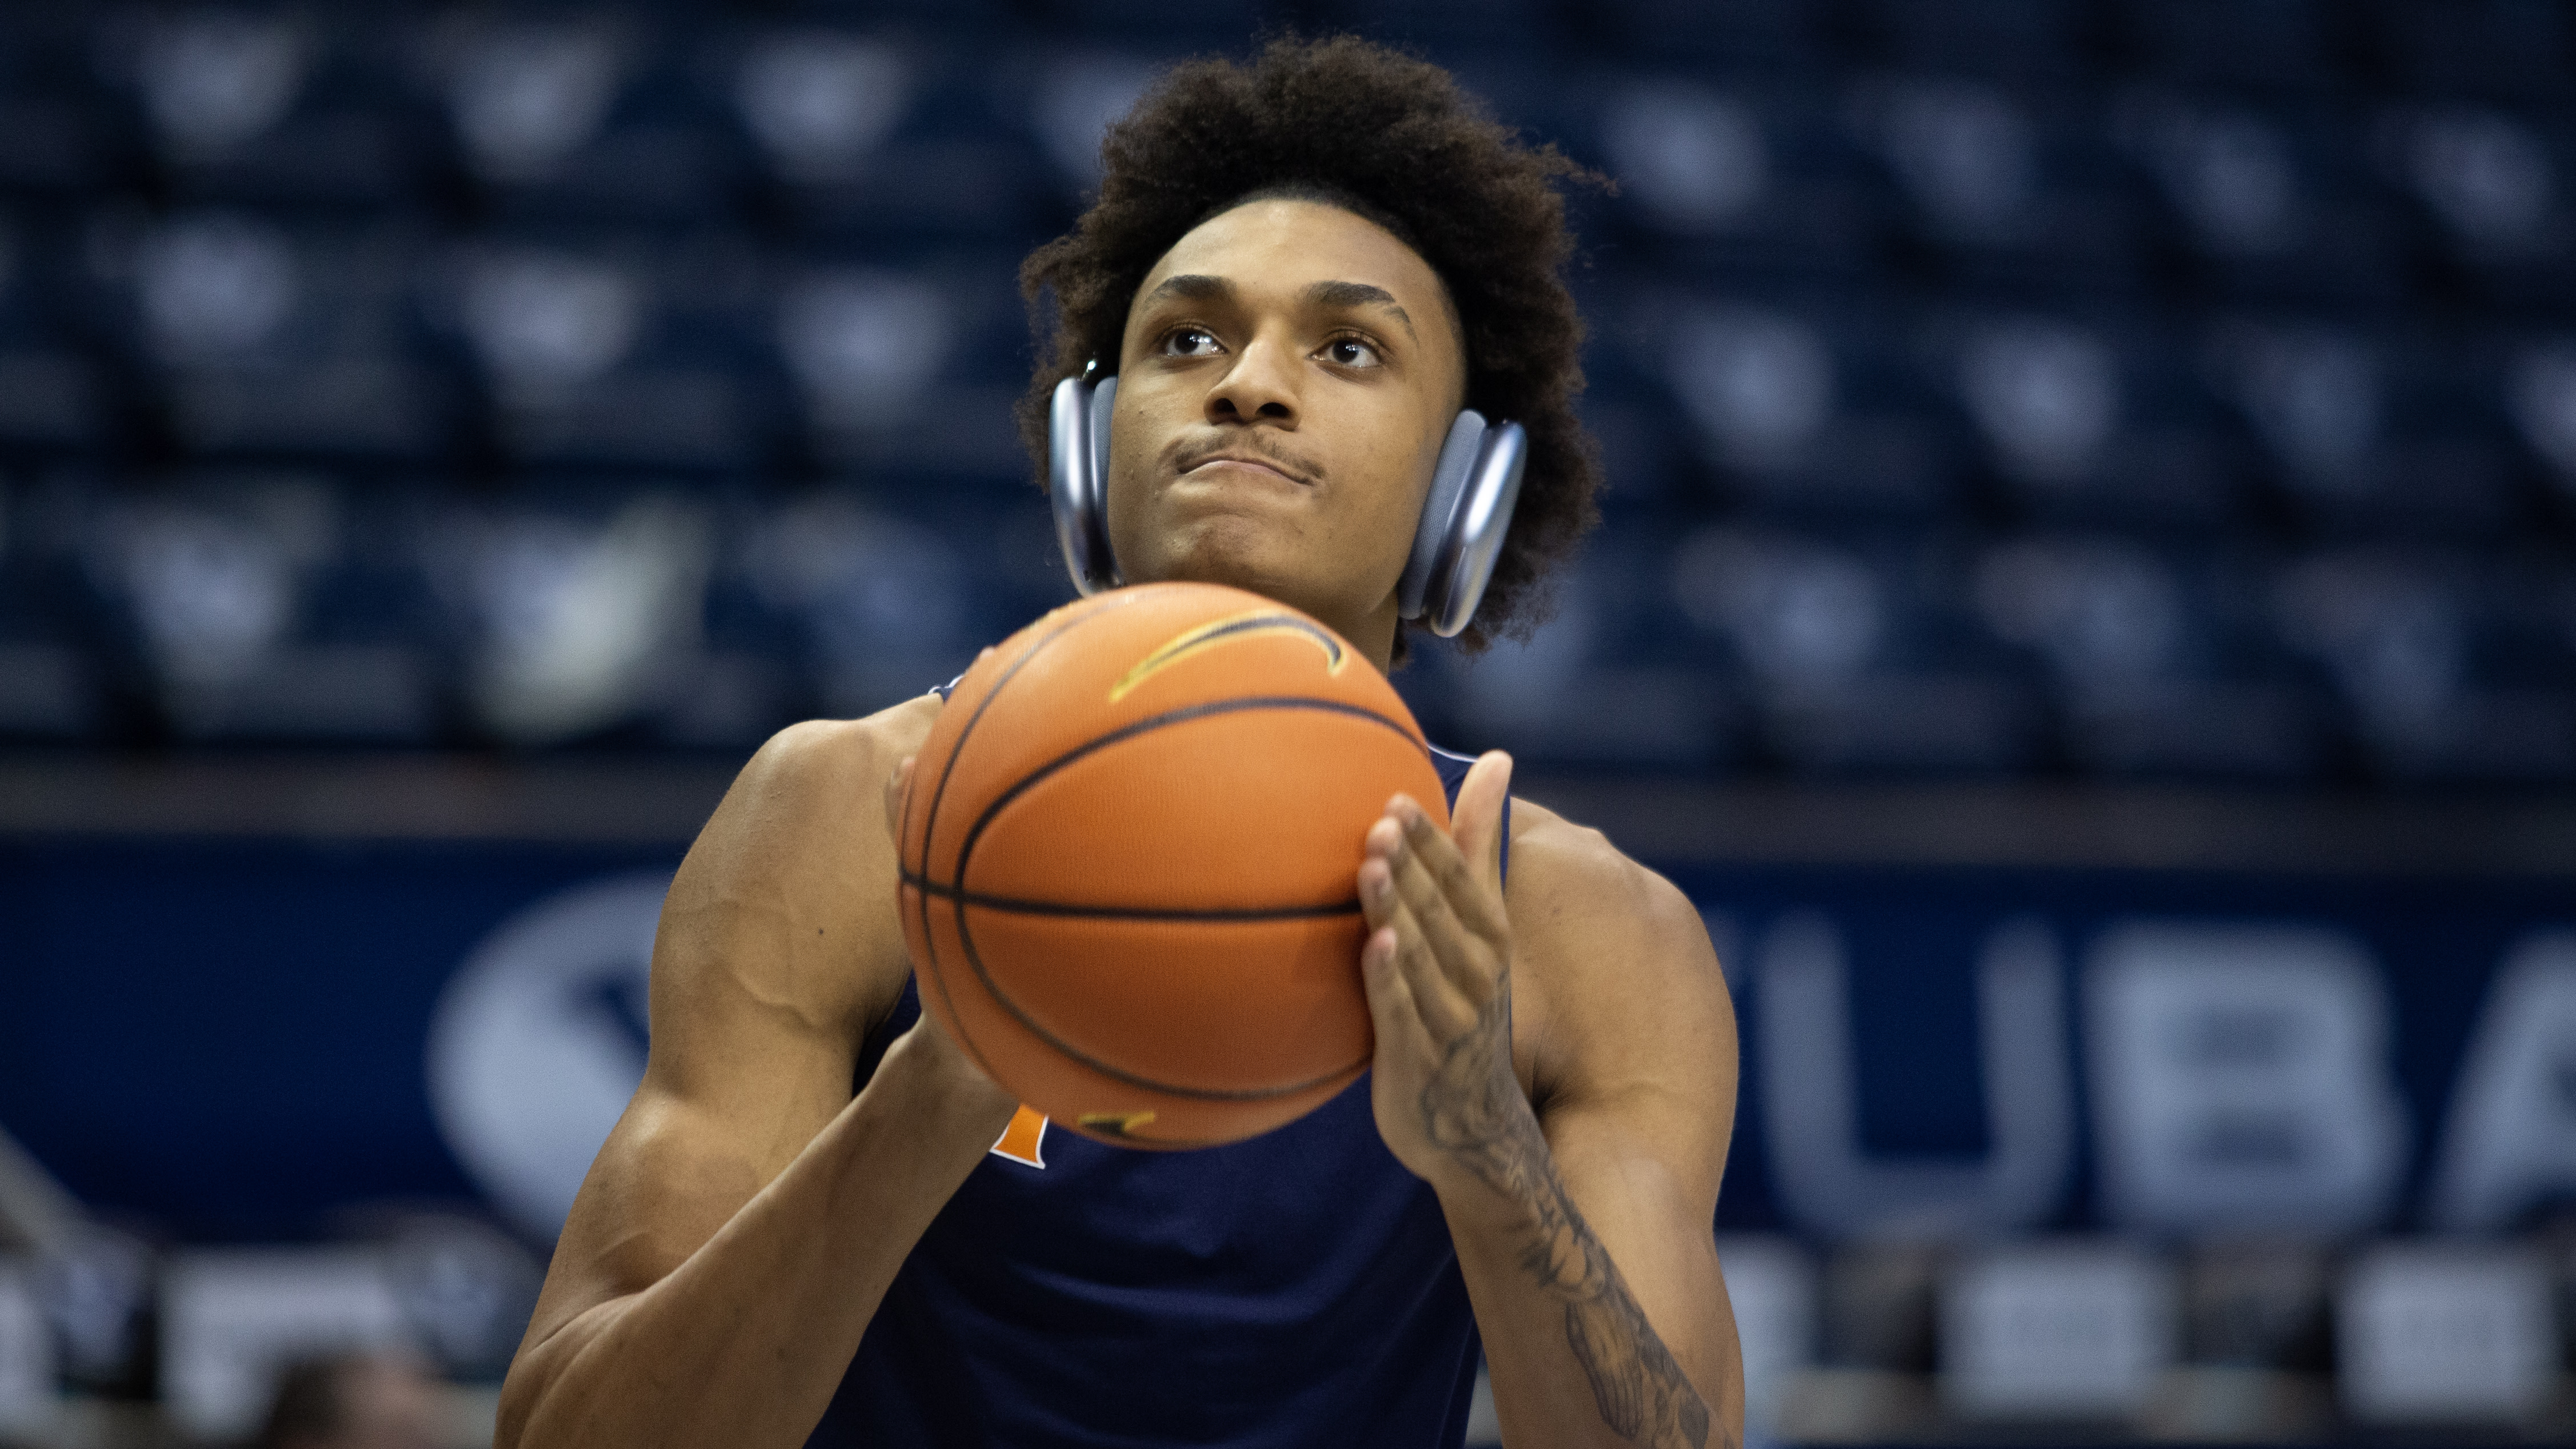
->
[1134, 198, 1454, 331]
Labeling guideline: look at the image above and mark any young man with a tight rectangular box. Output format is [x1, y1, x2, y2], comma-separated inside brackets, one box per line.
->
[497, 37, 1741, 1449]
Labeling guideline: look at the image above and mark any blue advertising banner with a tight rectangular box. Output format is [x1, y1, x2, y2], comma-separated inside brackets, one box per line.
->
[1683, 864, 2576, 1242]
[1, 837, 2570, 1247]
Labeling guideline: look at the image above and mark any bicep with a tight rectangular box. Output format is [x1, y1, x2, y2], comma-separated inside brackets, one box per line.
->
[520, 715, 920, 1346]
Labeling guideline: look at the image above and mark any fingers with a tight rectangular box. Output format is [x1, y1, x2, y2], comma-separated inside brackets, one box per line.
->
[1361, 895, 1478, 1044]
[1359, 923, 1423, 1050]
[1385, 796, 1511, 945]
[1362, 798, 1506, 1012]
[1361, 842, 1471, 1030]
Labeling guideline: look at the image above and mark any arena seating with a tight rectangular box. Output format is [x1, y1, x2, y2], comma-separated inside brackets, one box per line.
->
[0, 0, 2565, 786]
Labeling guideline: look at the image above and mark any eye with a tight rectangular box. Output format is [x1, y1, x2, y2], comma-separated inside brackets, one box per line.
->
[1160, 326, 1223, 358]
[1320, 335, 1382, 369]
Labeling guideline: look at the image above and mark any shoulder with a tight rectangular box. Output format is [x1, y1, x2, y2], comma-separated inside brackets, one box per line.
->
[1502, 796, 1735, 1110]
[1503, 796, 1714, 963]
[731, 695, 943, 808]
[651, 695, 947, 1064]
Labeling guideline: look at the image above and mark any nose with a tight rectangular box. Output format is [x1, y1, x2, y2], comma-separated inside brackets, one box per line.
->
[1204, 333, 1299, 426]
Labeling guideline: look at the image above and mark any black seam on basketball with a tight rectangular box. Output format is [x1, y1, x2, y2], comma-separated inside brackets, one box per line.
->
[947, 695, 1421, 1103]
[901, 871, 1363, 922]
[966, 697, 1431, 851]
[915, 594, 1141, 880]
[955, 903, 1373, 1103]
[913, 594, 1142, 1080]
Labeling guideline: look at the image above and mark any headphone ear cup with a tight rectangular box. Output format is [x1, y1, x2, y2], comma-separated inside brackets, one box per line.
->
[1047, 374, 1120, 594]
[1399, 411, 1488, 621]
[1418, 419, 1527, 638]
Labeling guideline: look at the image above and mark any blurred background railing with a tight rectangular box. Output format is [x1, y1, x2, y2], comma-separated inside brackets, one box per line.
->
[2, 0, 2575, 1445]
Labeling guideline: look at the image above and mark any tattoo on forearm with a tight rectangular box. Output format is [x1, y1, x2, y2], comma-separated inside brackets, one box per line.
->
[1421, 975, 1721, 1449]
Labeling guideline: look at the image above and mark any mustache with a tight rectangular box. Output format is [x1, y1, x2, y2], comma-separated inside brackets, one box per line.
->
[1168, 434, 1323, 485]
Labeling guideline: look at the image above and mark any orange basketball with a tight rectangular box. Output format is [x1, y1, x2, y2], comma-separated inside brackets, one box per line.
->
[895, 581, 1449, 1149]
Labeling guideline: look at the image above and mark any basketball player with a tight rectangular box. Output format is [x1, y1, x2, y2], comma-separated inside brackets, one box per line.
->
[498, 37, 1741, 1449]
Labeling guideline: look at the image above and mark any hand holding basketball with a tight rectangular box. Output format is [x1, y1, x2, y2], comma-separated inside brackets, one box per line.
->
[1356, 751, 1529, 1198]
[881, 751, 1015, 1126]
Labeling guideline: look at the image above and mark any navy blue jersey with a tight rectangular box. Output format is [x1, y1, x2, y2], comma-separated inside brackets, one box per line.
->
[814, 746, 1498, 1448]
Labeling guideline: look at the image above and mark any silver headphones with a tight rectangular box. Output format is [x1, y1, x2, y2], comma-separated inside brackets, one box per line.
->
[1047, 363, 1529, 638]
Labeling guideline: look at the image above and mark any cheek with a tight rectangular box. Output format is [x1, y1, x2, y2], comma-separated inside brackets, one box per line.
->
[1102, 393, 1165, 521]
[1320, 425, 1442, 582]
[1361, 419, 1445, 533]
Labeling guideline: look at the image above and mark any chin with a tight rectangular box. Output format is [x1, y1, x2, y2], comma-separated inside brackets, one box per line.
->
[1131, 530, 1323, 616]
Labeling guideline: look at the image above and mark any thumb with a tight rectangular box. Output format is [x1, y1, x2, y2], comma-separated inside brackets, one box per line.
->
[1453, 750, 1513, 894]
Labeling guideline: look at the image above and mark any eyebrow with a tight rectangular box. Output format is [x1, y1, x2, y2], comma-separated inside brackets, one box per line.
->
[1138, 273, 1417, 341]
[1141, 273, 1234, 306]
[1304, 279, 1415, 339]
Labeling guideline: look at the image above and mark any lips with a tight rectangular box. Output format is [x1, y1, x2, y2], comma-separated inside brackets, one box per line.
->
[1185, 455, 1304, 486]
[1173, 442, 1317, 487]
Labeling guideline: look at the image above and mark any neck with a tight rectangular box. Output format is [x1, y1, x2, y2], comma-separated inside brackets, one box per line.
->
[1322, 595, 1402, 675]
[1120, 563, 1403, 674]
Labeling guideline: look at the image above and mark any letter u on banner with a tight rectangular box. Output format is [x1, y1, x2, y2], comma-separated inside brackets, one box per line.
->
[1758, 912, 2073, 1238]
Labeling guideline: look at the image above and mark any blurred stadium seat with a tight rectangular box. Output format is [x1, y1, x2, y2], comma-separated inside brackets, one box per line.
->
[433, 16, 739, 223]
[450, 235, 762, 471]
[1594, 78, 1881, 281]
[1974, 532, 2325, 776]
[2110, 0, 2344, 98]
[1853, 77, 2146, 293]
[1650, 287, 1961, 517]
[2273, 546, 2576, 780]
[82, 471, 437, 744]
[738, 34, 1050, 242]
[2362, 0, 2574, 106]
[0, 212, 103, 451]
[98, 210, 451, 462]
[107, 11, 421, 210]
[1586, 0, 1827, 68]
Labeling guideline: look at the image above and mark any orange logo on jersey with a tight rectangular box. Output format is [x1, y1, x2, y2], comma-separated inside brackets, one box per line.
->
[1108, 611, 1346, 702]
[991, 1105, 1048, 1167]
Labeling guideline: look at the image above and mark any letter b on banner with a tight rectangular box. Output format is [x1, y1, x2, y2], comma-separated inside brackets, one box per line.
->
[2086, 922, 2408, 1235]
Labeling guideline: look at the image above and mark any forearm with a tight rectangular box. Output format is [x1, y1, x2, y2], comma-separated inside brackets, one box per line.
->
[499, 1034, 1011, 1449]
[1354, 773, 1739, 1444]
[1437, 1102, 1727, 1449]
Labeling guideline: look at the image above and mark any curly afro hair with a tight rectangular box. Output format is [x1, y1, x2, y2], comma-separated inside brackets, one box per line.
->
[1015, 34, 1603, 659]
